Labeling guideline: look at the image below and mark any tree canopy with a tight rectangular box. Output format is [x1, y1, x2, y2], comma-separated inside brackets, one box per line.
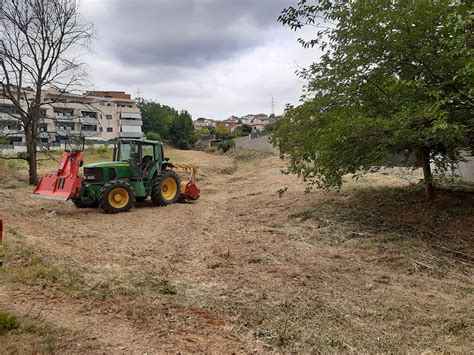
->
[136, 99, 195, 149]
[273, 0, 473, 199]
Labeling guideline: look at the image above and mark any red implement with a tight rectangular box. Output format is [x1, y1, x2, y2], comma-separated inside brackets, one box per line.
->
[183, 181, 200, 200]
[173, 164, 200, 201]
[32, 150, 84, 201]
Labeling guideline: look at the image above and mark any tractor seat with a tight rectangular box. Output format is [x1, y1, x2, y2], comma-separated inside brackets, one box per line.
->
[142, 155, 154, 176]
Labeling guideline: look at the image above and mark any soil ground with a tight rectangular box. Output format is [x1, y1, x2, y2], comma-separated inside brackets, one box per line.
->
[0, 147, 472, 353]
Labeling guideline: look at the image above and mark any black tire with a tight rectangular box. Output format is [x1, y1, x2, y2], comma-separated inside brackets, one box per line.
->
[151, 170, 181, 206]
[72, 198, 99, 208]
[99, 180, 135, 214]
[135, 196, 147, 202]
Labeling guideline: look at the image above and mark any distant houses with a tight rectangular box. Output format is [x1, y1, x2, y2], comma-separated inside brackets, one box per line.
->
[194, 113, 281, 133]
[194, 117, 217, 130]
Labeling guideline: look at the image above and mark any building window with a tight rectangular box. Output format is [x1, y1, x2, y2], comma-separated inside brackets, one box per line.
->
[81, 111, 97, 119]
[107, 127, 113, 132]
[81, 124, 97, 132]
[106, 115, 112, 120]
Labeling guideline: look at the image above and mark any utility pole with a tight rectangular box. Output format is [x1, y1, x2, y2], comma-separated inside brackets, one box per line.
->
[271, 96, 275, 116]
[135, 88, 143, 99]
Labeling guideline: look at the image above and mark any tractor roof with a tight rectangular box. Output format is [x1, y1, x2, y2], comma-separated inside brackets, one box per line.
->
[115, 138, 162, 145]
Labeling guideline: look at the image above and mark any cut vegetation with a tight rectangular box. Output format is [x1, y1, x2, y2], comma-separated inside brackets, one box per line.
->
[0, 147, 472, 352]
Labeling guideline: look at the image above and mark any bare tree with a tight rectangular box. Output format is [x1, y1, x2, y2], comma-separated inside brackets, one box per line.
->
[0, 0, 94, 184]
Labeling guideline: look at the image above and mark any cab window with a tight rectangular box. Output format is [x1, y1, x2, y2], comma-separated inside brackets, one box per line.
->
[118, 142, 140, 161]
[142, 145, 154, 160]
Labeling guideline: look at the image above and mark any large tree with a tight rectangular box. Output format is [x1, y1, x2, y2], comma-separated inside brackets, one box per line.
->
[137, 98, 196, 149]
[0, 0, 94, 184]
[169, 110, 195, 149]
[136, 98, 177, 140]
[273, 0, 473, 199]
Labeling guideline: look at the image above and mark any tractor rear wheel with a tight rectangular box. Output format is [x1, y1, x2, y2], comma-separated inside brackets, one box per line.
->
[151, 170, 181, 206]
[99, 180, 135, 213]
[72, 198, 99, 208]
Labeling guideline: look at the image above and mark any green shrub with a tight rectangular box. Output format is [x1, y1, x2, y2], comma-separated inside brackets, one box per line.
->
[217, 139, 234, 153]
[176, 139, 191, 150]
[7, 159, 26, 171]
[0, 312, 20, 333]
[204, 146, 218, 153]
[145, 131, 161, 141]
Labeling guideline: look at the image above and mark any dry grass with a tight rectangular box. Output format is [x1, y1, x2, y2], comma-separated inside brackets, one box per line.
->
[0, 147, 472, 352]
[225, 148, 274, 162]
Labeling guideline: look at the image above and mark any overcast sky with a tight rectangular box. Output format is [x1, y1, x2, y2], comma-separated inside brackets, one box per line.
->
[80, 0, 320, 120]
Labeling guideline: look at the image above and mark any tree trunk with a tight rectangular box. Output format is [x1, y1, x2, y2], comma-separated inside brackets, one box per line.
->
[419, 146, 436, 200]
[25, 126, 38, 185]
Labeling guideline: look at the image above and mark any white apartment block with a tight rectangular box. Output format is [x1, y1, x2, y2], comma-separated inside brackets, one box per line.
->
[0, 87, 143, 145]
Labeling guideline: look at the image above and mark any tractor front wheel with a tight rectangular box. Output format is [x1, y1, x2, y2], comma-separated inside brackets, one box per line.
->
[99, 180, 135, 214]
[151, 170, 180, 206]
[72, 197, 99, 208]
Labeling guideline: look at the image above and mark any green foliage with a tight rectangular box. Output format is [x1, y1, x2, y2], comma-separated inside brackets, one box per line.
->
[145, 131, 161, 141]
[136, 98, 176, 139]
[275, 0, 473, 195]
[7, 159, 27, 171]
[195, 127, 211, 136]
[96, 145, 109, 155]
[169, 110, 195, 149]
[0, 312, 20, 333]
[217, 139, 234, 153]
[263, 123, 275, 134]
[234, 124, 252, 136]
[215, 124, 231, 139]
[136, 99, 195, 149]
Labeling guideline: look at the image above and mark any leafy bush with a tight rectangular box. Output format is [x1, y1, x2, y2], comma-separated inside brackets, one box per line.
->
[97, 145, 109, 155]
[176, 139, 190, 150]
[7, 159, 26, 171]
[217, 139, 234, 153]
[204, 146, 218, 153]
[145, 131, 161, 141]
[0, 312, 20, 333]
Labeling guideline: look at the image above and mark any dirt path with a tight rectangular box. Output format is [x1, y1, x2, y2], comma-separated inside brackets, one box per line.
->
[1, 150, 289, 352]
[0, 149, 472, 352]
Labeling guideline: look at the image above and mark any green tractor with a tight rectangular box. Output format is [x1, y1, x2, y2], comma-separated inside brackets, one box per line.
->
[32, 137, 200, 213]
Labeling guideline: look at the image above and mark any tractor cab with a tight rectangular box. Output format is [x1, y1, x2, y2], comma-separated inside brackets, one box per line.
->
[113, 139, 167, 180]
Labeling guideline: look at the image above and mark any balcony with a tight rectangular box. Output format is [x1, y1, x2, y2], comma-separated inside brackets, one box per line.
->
[54, 115, 80, 123]
[0, 112, 19, 122]
[81, 116, 99, 124]
[56, 129, 81, 136]
[81, 130, 101, 137]
[2, 128, 23, 137]
[119, 119, 143, 126]
[119, 112, 141, 120]
[118, 132, 143, 138]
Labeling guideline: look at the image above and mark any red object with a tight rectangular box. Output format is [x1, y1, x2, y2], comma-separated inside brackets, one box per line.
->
[184, 181, 200, 200]
[32, 150, 84, 201]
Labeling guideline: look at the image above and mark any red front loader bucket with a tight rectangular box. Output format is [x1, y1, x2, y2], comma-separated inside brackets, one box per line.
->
[32, 150, 84, 201]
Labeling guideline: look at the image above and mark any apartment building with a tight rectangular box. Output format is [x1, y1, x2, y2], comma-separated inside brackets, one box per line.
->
[0, 87, 143, 145]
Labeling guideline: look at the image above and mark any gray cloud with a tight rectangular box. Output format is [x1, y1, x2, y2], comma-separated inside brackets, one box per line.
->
[87, 0, 294, 67]
[81, 0, 320, 118]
